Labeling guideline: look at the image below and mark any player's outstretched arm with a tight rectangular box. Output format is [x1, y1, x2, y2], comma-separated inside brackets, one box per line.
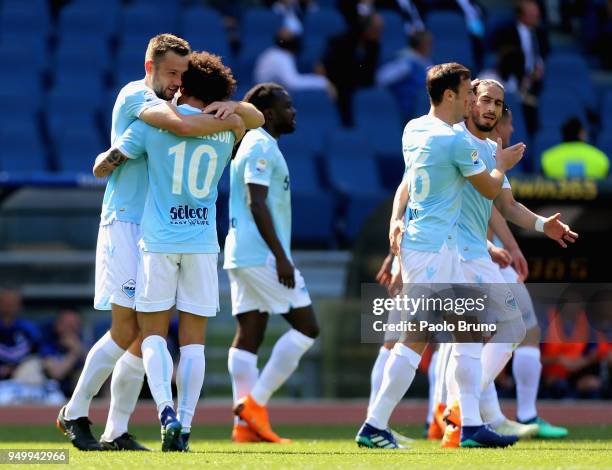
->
[247, 183, 295, 289]
[202, 101, 265, 129]
[389, 179, 408, 256]
[467, 138, 525, 200]
[494, 188, 579, 248]
[139, 102, 246, 137]
[489, 205, 529, 280]
[93, 148, 128, 178]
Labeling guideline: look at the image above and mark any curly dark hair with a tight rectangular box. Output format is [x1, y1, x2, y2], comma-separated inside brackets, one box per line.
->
[181, 51, 236, 104]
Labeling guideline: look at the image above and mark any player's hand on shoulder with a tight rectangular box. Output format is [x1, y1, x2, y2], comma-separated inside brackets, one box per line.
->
[276, 256, 296, 289]
[543, 213, 579, 248]
[488, 244, 512, 268]
[496, 138, 526, 171]
[203, 100, 238, 119]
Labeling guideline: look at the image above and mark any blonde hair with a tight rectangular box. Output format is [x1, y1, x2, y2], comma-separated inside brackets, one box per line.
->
[145, 33, 191, 64]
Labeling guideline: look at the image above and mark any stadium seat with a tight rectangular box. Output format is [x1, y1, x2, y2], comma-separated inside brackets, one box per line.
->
[279, 137, 317, 161]
[532, 129, 561, 174]
[52, 70, 106, 100]
[0, 122, 48, 173]
[292, 192, 335, 246]
[119, 4, 180, 49]
[600, 91, 612, 130]
[54, 35, 111, 73]
[431, 36, 474, 71]
[327, 129, 376, 161]
[538, 91, 586, 131]
[0, 3, 50, 38]
[596, 134, 612, 161]
[503, 93, 528, 146]
[115, 46, 147, 86]
[292, 90, 339, 135]
[300, 8, 346, 69]
[57, 1, 119, 38]
[426, 11, 468, 39]
[240, 8, 283, 62]
[46, 89, 102, 139]
[342, 194, 387, 241]
[55, 127, 105, 174]
[0, 89, 42, 114]
[287, 158, 322, 194]
[379, 10, 407, 61]
[0, 43, 48, 74]
[326, 155, 383, 196]
[353, 88, 403, 157]
[180, 6, 231, 59]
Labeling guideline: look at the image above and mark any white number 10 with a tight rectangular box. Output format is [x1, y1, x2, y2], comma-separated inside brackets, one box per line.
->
[169, 142, 218, 198]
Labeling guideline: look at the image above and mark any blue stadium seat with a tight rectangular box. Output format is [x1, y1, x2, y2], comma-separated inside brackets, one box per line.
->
[47, 112, 100, 151]
[292, 192, 335, 245]
[0, 3, 50, 37]
[426, 11, 467, 37]
[600, 91, 612, 130]
[326, 155, 383, 196]
[180, 6, 230, 58]
[56, 127, 105, 174]
[327, 129, 376, 161]
[353, 88, 403, 157]
[292, 90, 338, 132]
[57, 1, 118, 37]
[300, 8, 346, 69]
[431, 37, 474, 71]
[0, 89, 42, 114]
[279, 136, 317, 160]
[503, 93, 528, 146]
[532, 129, 561, 174]
[119, 4, 180, 48]
[115, 46, 146, 86]
[543, 54, 596, 110]
[343, 194, 386, 240]
[380, 10, 407, 61]
[278, 127, 327, 157]
[54, 35, 110, 73]
[287, 158, 322, 194]
[0, 122, 47, 173]
[53, 70, 106, 99]
[538, 90, 586, 131]
[597, 134, 612, 161]
[240, 8, 283, 62]
[46, 90, 102, 138]
[0, 43, 48, 74]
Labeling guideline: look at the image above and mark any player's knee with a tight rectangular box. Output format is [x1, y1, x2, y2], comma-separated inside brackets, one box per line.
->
[297, 321, 319, 339]
[110, 323, 139, 349]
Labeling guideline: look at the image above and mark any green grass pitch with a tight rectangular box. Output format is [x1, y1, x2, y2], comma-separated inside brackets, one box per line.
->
[2, 424, 611, 469]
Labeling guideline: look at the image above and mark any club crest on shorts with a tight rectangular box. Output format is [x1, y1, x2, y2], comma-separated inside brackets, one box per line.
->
[122, 279, 136, 298]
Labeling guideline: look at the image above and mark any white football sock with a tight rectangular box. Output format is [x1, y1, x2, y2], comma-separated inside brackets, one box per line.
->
[228, 347, 259, 425]
[513, 346, 542, 422]
[434, 343, 452, 405]
[366, 343, 421, 430]
[445, 350, 459, 406]
[65, 331, 124, 420]
[426, 349, 439, 424]
[481, 341, 514, 390]
[101, 351, 144, 442]
[141, 335, 174, 415]
[480, 381, 505, 428]
[452, 343, 483, 426]
[368, 346, 390, 414]
[176, 344, 205, 433]
[251, 329, 314, 406]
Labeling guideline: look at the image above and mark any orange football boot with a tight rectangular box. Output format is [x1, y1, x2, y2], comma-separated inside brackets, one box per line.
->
[441, 423, 460, 448]
[428, 402, 446, 439]
[233, 395, 292, 444]
[443, 401, 461, 428]
[232, 423, 262, 443]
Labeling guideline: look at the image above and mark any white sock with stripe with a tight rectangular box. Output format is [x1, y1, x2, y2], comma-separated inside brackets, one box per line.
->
[141, 335, 174, 415]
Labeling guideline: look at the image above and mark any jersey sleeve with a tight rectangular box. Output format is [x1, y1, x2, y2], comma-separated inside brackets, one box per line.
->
[244, 140, 276, 187]
[122, 87, 165, 120]
[452, 131, 486, 177]
[115, 120, 148, 160]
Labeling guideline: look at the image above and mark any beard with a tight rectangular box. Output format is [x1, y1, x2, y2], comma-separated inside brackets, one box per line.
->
[473, 117, 497, 133]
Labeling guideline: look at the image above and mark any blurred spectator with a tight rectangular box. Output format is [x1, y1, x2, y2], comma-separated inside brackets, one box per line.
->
[376, 30, 432, 122]
[0, 287, 41, 382]
[267, 0, 318, 36]
[254, 28, 336, 96]
[541, 117, 610, 180]
[40, 308, 86, 397]
[480, 49, 523, 94]
[491, 0, 549, 134]
[322, 12, 383, 126]
[584, 0, 612, 70]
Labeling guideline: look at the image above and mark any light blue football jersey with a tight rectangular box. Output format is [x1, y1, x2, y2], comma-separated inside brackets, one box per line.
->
[115, 104, 235, 253]
[100, 80, 165, 226]
[223, 128, 292, 269]
[456, 123, 511, 260]
[401, 115, 486, 252]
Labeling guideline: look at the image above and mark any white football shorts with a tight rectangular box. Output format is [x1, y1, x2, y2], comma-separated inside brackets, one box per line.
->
[499, 266, 538, 330]
[94, 221, 141, 310]
[227, 254, 311, 316]
[136, 251, 219, 317]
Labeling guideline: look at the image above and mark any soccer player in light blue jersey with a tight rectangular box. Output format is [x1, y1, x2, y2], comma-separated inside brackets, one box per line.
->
[358, 62, 526, 450]
[58, 34, 263, 452]
[223, 83, 319, 444]
[93, 52, 243, 452]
